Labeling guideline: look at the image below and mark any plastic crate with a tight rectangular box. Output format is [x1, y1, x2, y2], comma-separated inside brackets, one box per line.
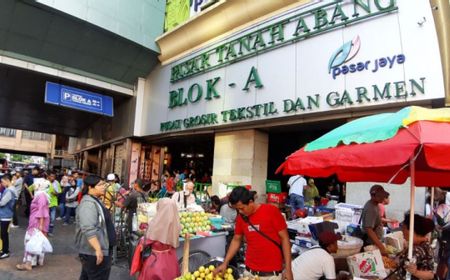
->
[266, 180, 281, 193]
[267, 192, 287, 203]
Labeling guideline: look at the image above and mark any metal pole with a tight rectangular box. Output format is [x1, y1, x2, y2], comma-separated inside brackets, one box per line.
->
[408, 156, 416, 261]
[431, 187, 435, 215]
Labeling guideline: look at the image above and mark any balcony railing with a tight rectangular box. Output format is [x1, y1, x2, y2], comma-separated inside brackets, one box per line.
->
[0, 128, 16, 137]
[21, 131, 51, 141]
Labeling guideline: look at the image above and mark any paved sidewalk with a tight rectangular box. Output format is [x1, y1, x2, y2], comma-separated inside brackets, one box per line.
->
[0, 216, 132, 280]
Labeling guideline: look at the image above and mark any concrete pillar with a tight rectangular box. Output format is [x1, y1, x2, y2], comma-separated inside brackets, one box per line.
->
[212, 129, 268, 202]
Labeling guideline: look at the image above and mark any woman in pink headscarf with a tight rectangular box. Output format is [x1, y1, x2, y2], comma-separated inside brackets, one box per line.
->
[131, 198, 181, 280]
[16, 178, 50, 271]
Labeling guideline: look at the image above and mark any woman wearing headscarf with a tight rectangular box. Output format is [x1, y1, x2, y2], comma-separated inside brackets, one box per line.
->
[131, 198, 181, 280]
[16, 178, 50, 270]
[304, 178, 320, 207]
[75, 175, 116, 280]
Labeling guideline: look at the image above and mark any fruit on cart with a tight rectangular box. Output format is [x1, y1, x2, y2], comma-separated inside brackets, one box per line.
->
[176, 265, 234, 280]
[179, 212, 212, 235]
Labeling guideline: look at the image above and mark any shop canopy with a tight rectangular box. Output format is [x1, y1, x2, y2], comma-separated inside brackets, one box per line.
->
[277, 106, 450, 186]
[276, 105, 450, 260]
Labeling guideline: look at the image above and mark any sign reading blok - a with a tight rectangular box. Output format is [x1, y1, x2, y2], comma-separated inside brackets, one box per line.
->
[45, 82, 114, 117]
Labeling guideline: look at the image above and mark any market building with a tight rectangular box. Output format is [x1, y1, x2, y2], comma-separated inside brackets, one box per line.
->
[132, 0, 450, 212]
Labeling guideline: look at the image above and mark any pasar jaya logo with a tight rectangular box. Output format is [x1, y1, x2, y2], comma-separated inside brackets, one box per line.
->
[328, 36, 361, 74]
[328, 35, 406, 79]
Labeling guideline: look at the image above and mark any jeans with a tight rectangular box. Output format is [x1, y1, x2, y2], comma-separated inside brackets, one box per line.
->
[59, 202, 66, 218]
[64, 207, 76, 224]
[48, 207, 56, 234]
[79, 254, 111, 280]
[290, 193, 305, 217]
[0, 220, 11, 253]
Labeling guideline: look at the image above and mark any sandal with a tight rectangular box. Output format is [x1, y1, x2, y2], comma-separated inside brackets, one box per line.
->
[16, 263, 32, 271]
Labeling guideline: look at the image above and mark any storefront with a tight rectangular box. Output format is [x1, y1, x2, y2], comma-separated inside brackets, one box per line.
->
[137, 0, 446, 199]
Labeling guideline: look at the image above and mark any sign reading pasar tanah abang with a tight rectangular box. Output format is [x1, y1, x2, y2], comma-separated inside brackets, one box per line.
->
[140, 0, 445, 135]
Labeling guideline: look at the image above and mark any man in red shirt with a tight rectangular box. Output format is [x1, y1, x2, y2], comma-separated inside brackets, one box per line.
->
[215, 187, 293, 279]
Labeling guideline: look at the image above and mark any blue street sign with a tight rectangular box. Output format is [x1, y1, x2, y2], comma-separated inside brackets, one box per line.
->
[45, 82, 114, 117]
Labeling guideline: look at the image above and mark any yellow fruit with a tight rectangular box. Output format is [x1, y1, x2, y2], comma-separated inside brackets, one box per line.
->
[200, 273, 205, 278]
[226, 268, 233, 274]
[194, 271, 200, 277]
[208, 265, 215, 271]
[206, 273, 213, 280]
[205, 268, 210, 274]
[199, 266, 206, 273]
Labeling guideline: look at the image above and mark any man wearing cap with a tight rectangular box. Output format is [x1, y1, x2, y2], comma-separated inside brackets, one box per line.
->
[103, 173, 119, 211]
[361, 184, 389, 255]
[292, 231, 341, 280]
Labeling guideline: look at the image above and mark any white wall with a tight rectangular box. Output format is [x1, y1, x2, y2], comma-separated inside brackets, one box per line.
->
[346, 180, 427, 223]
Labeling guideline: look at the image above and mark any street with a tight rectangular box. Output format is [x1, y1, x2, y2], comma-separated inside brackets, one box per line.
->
[0, 214, 132, 280]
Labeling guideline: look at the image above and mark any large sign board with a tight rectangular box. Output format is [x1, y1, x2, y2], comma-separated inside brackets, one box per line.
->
[45, 82, 114, 117]
[143, 0, 446, 135]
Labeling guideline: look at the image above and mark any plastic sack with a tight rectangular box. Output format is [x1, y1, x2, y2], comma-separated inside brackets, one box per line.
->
[25, 229, 53, 255]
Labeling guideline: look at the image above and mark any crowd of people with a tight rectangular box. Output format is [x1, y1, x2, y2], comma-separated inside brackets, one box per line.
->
[287, 175, 344, 219]
[2, 166, 450, 279]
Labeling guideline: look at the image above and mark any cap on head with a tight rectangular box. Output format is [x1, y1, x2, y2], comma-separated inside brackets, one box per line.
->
[370, 184, 389, 198]
[318, 231, 341, 247]
[106, 173, 115, 181]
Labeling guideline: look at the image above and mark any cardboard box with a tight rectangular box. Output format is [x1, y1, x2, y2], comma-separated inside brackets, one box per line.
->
[347, 249, 387, 278]
[335, 203, 363, 225]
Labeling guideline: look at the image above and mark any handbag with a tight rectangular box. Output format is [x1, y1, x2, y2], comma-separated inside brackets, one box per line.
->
[25, 228, 53, 255]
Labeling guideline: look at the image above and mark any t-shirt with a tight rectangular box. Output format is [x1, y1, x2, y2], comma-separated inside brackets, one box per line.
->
[292, 246, 336, 280]
[123, 191, 147, 215]
[378, 203, 386, 218]
[288, 175, 307, 196]
[91, 195, 116, 247]
[13, 177, 23, 198]
[48, 180, 61, 207]
[361, 200, 383, 244]
[220, 204, 237, 224]
[171, 191, 196, 209]
[235, 204, 287, 271]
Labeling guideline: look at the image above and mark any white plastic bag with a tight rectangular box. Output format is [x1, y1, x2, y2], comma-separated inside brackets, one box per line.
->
[25, 229, 53, 255]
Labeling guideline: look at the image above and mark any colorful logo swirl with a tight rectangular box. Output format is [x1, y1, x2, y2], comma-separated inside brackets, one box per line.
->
[328, 36, 361, 73]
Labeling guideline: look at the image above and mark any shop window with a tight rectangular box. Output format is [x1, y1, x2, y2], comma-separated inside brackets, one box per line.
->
[0, 127, 16, 137]
[22, 131, 51, 141]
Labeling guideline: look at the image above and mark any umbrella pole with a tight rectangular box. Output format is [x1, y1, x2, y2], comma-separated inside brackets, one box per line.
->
[431, 188, 435, 215]
[408, 156, 416, 261]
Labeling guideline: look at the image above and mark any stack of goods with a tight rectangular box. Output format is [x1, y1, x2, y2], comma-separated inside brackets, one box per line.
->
[176, 265, 235, 280]
[334, 203, 363, 233]
[287, 217, 324, 248]
[179, 212, 212, 235]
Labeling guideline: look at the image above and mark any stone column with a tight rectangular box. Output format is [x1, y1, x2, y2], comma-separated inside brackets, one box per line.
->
[212, 129, 268, 202]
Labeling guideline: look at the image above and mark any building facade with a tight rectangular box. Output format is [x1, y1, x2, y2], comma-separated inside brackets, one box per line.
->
[132, 0, 450, 206]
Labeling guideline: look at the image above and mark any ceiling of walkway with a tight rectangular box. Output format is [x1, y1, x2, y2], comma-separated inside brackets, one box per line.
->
[0, 64, 130, 136]
[0, 0, 159, 87]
